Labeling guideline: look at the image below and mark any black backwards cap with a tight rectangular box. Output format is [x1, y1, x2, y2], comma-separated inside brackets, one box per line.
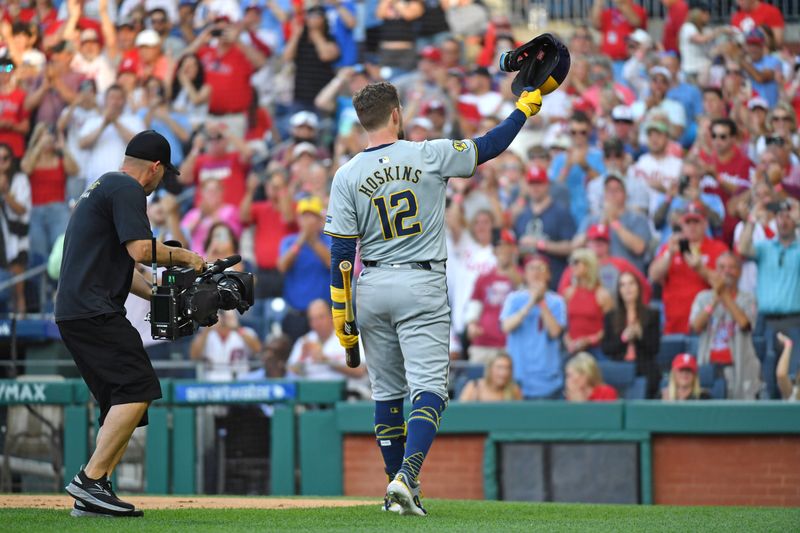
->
[125, 130, 180, 179]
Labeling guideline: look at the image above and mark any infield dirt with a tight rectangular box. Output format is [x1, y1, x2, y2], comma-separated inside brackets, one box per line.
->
[0, 495, 375, 510]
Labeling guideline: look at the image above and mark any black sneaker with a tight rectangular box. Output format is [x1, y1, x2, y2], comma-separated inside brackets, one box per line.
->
[71, 500, 144, 518]
[65, 469, 136, 516]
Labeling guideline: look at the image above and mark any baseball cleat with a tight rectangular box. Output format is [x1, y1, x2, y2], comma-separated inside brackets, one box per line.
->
[65, 468, 136, 516]
[381, 495, 402, 513]
[71, 500, 144, 518]
[386, 472, 427, 516]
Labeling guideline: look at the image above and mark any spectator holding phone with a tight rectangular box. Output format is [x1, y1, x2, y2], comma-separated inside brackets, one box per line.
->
[738, 199, 800, 396]
[650, 202, 729, 334]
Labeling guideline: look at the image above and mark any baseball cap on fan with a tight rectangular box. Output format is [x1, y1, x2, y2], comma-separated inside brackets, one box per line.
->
[125, 130, 180, 180]
[672, 353, 698, 373]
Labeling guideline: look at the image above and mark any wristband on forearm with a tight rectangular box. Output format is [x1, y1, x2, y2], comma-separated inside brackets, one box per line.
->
[331, 286, 346, 311]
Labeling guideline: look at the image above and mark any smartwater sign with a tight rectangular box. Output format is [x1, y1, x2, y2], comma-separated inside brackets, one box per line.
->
[173, 382, 297, 404]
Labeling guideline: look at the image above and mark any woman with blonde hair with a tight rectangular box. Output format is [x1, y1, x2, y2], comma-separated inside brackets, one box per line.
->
[662, 353, 711, 401]
[753, 102, 799, 158]
[459, 353, 522, 402]
[564, 352, 619, 402]
[561, 248, 614, 357]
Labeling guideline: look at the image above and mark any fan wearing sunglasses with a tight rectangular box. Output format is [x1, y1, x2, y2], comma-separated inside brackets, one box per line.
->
[702, 118, 752, 199]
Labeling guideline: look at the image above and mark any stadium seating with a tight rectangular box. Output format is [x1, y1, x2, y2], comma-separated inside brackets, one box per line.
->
[597, 360, 646, 399]
[656, 334, 687, 373]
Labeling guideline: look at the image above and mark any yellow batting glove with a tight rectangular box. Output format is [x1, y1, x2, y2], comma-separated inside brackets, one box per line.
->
[516, 88, 543, 118]
[331, 307, 359, 348]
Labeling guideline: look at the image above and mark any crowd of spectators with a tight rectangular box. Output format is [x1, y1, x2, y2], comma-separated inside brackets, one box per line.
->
[0, 0, 799, 402]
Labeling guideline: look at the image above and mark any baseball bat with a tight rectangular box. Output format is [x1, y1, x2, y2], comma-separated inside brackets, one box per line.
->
[339, 261, 361, 368]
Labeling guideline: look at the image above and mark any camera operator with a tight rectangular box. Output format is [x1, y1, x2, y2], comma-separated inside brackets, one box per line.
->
[56, 130, 205, 518]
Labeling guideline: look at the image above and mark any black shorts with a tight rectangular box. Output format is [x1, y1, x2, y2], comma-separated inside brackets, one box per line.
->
[58, 313, 162, 427]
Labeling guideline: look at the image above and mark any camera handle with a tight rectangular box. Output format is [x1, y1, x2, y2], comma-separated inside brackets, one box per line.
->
[199, 254, 242, 280]
[151, 236, 158, 297]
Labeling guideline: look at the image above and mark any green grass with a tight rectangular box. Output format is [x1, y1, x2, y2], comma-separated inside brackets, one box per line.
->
[2, 499, 799, 532]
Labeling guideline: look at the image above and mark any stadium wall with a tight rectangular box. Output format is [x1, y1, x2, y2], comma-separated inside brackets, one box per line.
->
[3, 379, 799, 506]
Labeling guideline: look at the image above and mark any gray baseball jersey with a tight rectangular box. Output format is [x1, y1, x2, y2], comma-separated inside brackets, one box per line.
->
[324, 139, 477, 261]
[325, 138, 477, 401]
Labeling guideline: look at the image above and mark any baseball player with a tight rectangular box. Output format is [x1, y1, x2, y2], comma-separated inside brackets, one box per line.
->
[324, 81, 543, 516]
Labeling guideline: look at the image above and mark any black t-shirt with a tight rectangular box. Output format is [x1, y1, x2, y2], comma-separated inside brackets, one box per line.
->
[293, 31, 337, 105]
[55, 172, 152, 322]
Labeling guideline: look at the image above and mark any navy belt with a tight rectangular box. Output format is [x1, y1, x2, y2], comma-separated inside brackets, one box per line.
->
[363, 260, 435, 270]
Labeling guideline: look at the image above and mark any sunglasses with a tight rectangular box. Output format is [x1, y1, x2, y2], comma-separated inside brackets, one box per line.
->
[711, 132, 729, 140]
[150, 17, 167, 24]
[208, 135, 225, 141]
[570, 129, 589, 136]
[772, 116, 792, 122]
[0, 65, 13, 73]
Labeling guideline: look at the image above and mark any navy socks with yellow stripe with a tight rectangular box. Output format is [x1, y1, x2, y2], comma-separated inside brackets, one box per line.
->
[374, 399, 406, 479]
[397, 392, 446, 484]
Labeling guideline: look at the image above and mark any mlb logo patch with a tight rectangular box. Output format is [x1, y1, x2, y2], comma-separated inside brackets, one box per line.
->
[379, 156, 390, 164]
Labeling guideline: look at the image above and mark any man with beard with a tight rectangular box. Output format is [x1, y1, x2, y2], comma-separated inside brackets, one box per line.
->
[324, 81, 543, 515]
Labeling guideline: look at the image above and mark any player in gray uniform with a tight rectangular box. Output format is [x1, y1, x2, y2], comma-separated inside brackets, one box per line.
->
[325, 82, 543, 515]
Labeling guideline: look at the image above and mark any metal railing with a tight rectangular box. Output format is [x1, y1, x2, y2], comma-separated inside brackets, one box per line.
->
[0, 264, 49, 316]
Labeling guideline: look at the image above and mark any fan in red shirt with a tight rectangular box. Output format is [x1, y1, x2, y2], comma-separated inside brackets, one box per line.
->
[698, 118, 752, 244]
[591, 0, 647, 61]
[240, 168, 298, 299]
[179, 124, 251, 207]
[662, 0, 688, 53]
[186, 16, 267, 138]
[731, 0, 785, 46]
[0, 58, 30, 158]
[465, 229, 522, 364]
[649, 203, 729, 334]
[565, 352, 620, 402]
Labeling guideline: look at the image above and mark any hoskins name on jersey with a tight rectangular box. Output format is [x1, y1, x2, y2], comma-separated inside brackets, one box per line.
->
[358, 166, 423, 197]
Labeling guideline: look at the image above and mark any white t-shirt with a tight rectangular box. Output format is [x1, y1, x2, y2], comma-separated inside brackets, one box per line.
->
[78, 113, 146, 185]
[459, 92, 504, 119]
[287, 330, 347, 381]
[70, 54, 116, 95]
[62, 105, 100, 183]
[1, 172, 31, 263]
[200, 327, 258, 382]
[631, 153, 683, 215]
[679, 22, 712, 76]
[588, 170, 651, 217]
[447, 232, 497, 335]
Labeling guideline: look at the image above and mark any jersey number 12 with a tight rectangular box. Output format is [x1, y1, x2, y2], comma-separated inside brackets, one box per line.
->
[372, 189, 422, 240]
